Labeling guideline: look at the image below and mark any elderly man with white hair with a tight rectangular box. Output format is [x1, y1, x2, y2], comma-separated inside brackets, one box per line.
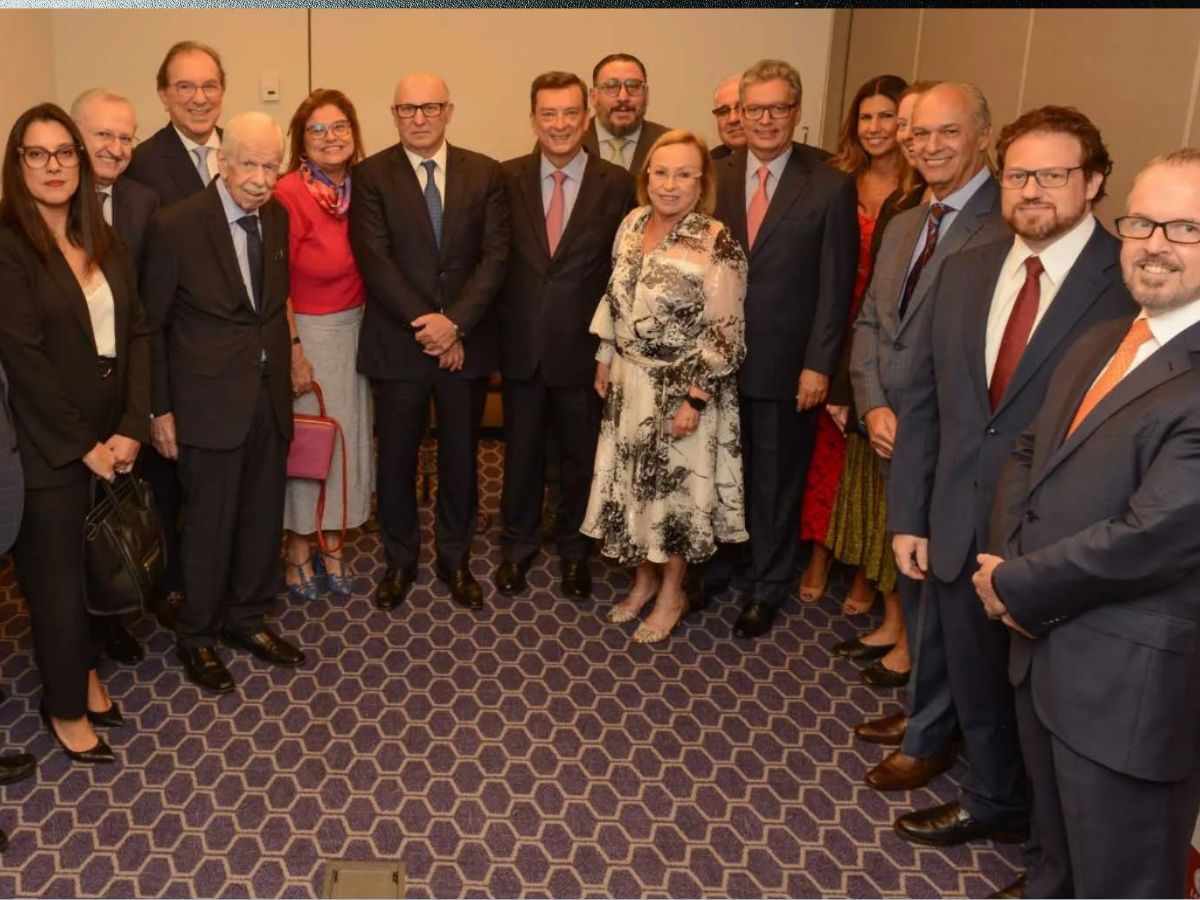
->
[143, 111, 305, 694]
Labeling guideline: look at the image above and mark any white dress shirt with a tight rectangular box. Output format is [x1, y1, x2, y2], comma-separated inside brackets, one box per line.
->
[405, 141, 448, 200]
[744, 146, 793, 209]
[175, 126, 220, 181]
[1126, 297, 1200, 377]
[84, 271, 117, 358]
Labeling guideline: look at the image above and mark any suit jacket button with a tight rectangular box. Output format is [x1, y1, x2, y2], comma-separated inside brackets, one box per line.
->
[1024, 509, 1037, 522]
[893, 340, 904, 351]
[986, 427, 998, 436]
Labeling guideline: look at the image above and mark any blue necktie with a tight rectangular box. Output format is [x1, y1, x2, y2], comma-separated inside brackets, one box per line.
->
[421, 159, 443, 250]
[236, 215, 263, 310]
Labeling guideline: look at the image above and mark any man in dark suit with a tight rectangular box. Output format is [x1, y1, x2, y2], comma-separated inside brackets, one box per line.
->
[72, 87, 160, 665]
[978, 149, 1200, 898]
[583, 53, 670, 174]
[351, 72, 509, 612]
[706, 59, 858, 639]
[848, 83, 1009, 793]
[888, 104, 1136, 847]
[144, 112, 304, 695]
[710, 74, 745, 160]
[124, 40, 227, 630]
[495, 71, 635, 601]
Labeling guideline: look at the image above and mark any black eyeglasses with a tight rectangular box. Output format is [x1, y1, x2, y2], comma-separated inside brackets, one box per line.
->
[1000, 166, 1084, 190]
[1115, 216, 1200, 245]
[18, 145, 81, 169]
[392, 103, 448, 119]
[711, 105, 738, 119]
[595, 79, 645, 97]
[741, 102, 798, 121]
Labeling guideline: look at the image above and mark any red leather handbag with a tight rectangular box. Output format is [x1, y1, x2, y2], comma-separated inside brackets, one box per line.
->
[286, 381, 348, 550]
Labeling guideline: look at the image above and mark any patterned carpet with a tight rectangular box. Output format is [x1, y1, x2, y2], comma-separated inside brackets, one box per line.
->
[0, 440, 1022, 898]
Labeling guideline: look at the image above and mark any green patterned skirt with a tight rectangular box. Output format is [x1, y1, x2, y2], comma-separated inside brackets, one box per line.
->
[826, 432, 897, 593]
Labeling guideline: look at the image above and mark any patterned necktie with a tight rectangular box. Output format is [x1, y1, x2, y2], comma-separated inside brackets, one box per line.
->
[898, 203, 950, 319]
[1066, 318, 1155, 438]
[97, 189, 112, 226]
[421, 159, 443, 250]
[193, 146, 212, 186]
[747, 165, 770, 249]
[989, 256, 1044, 410]
[606, 138, 630, 168]
[236, 215, 263, 310]
[546, 170, 567, 256]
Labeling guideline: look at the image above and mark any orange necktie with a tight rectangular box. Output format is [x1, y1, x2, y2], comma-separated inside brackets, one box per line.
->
[1066, 318, 1154, 437]
[747, 165, 770, 248]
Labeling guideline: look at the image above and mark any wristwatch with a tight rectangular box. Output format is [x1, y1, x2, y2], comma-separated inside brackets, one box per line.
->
[684, 394, 708, 412]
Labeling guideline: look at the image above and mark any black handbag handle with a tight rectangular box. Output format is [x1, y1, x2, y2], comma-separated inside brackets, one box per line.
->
[87, 474, 133, 535]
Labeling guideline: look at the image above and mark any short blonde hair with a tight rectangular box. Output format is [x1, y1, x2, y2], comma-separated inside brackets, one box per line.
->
[635, 129, 717, 216]
[740, 59, 803, 106]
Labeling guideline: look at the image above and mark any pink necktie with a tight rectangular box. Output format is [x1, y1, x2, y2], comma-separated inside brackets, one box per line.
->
[747, 165, 770, 248]
[546, 170, 566, 256]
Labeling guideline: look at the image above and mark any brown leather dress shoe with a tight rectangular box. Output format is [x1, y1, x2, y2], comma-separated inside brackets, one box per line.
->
[865, 745, 955, 791]
[988, 874, 1026, 899]
[854, 711, 908, 745]
[894, 800, 1029, 847]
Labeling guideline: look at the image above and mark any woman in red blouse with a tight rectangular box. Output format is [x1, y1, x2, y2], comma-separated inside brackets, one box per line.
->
[275, 89, 372, 601]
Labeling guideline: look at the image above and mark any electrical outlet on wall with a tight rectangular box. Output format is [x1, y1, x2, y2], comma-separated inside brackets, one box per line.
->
[260, 75, 280, 103]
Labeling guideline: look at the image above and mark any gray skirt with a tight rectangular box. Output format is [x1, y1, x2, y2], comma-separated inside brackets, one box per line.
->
[283, 306, 374, 534]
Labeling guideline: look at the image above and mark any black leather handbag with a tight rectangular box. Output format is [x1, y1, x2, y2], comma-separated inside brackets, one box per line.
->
[83, 474, 167, 616]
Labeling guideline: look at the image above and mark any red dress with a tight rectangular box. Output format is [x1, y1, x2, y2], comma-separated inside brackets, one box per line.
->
[799, 211, 877, 542]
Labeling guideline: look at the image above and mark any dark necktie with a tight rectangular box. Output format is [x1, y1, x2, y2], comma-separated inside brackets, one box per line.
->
[236, 214, 263, 310]
[989, 255, 1044, 410]
[898, 203, 950, 320]
[422, 159, 443, 250]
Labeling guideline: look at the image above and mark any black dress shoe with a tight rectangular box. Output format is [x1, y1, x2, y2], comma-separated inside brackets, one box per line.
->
[832, 636, 895, 661]
[180, 645, 236, 694]
[155, 591, 185, 631]
[375, 567, 417, 611]
[733, 599, 778, 638]
[494, 560, 528, 596]
[0, 752, 36, 786]
[103, 619, 144, 665]
[436, 564, 484, 610]
[682, 570, 724, 617]
[895, 801, 1029, 847]
[220, 627, 306, 668]
[40, 708, 116, 764]
[862, 659, 911, 688]
[86, 701, 124, 729]
[988, 875, 1026, 899]
[561, 560, 592, 601]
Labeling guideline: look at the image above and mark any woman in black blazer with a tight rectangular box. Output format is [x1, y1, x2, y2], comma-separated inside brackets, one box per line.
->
[0, 103, 150, 764]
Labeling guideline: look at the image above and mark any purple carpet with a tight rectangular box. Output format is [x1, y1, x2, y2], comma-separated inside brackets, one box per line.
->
[0, 440, 1021, 897]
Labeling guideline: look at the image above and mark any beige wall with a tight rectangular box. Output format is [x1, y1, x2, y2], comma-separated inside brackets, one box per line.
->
[0, 9, 835, 165]
[841, 8, 1200, 217]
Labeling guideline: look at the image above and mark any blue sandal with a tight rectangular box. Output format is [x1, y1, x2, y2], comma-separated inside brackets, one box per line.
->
[285, 556, 321, 603]
[317, 551, 353, 598]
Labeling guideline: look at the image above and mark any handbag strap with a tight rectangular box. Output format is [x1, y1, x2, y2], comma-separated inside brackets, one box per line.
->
[314, 412, 349, 554]
[310, 380, 327, 417]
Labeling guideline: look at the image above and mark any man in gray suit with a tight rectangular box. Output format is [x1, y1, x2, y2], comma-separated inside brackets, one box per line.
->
[888, 105, 1135, 847]
[583, 53, 669, 174]
[849, 82, 1008, 791]
[978, 149, 1200, 897]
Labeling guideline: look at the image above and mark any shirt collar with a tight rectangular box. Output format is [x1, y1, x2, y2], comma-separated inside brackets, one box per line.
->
[216, 177, 256, 226]
[174, 125, 220, 154]
[1142, 295, 1200, 348]
[747, 145, 793, 184]
[595, 120, 641, 151]
[540, 149, 587, 183]
[1006, 214, 1097, 286]
[404, 141, 448, 177]
[934, 164, 991, 213]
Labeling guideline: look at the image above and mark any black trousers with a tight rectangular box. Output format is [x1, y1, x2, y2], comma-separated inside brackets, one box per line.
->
[500, 372, 600, 566]
[373, 370, 488, 572]
[933, 550, 1028, 826]
[138, 443, 184, 595]
[1016, 680, 1200, 897]
[12, 477, 105, 718]
[175, 379, 287, 648]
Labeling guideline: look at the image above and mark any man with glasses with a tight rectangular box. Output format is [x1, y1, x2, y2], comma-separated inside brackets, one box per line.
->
[583, 53, 669, 175]
[351, 73, 509, 612]
[710, 74, 745, 160]
[976, 147, 1200, 899]
[70, 87, 159, 666]
[702, 58, 857, 640]
[887, 105, 1135, 851]
[495, 71, 634, 602]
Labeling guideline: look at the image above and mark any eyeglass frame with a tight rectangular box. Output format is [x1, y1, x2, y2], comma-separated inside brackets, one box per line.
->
[304, 120, 353, 139]
[711, 105, 739, 120]
[18, 144, 83, 169]
[167, 81, 224, 100]
[999, 165, 1085, 190]
[595, 78, 646, 97]
[391, 102, 449, 119]
[1114, 215, 1200, 245]
[740, 102, 799, 121]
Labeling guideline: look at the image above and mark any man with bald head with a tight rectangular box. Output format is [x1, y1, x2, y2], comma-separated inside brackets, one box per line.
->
[710, 74, 745, 159]
[143, 111, 304, 694]
[351, 73, 509, 612]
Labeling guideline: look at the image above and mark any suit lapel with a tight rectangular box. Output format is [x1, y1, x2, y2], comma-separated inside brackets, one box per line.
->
[112, 183, 132, 240]
[555, 153, 604, 259]
[391, 145, 439, 255]
[520, 156, 551, 260]
[583, 121, 601, 160]
[966, 243, 1009, 411]
[203, 186, 255, 313]
[162, 126, 207, 200]
[260, 202, 287, 317]
[882, 210, 927, 335]
[47, 250, 97, 353]
[751, 145, 810, 257]
[440, 145, 464, 261]
[720, 152, 749, 251]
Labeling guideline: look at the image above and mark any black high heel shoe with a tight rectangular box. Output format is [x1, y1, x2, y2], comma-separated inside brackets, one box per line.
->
[86, 701, 124, 729]
[41, 707, 116, 764]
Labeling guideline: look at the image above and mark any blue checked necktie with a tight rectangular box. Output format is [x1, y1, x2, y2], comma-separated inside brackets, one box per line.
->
[421, 159, 443, 249]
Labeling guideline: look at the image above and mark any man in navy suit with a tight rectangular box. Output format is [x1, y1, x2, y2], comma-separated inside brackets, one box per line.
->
[72, 87, 160, 665]
[888, 105, 1136, 847]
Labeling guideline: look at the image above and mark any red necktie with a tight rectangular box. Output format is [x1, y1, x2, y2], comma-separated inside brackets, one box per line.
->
[989, 255, 1044, 410]
[546, 170, 566, 256]
[1066, 318, 1155, 437]
[747, 165, 770, 248]
[898, 203, 949, 320]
